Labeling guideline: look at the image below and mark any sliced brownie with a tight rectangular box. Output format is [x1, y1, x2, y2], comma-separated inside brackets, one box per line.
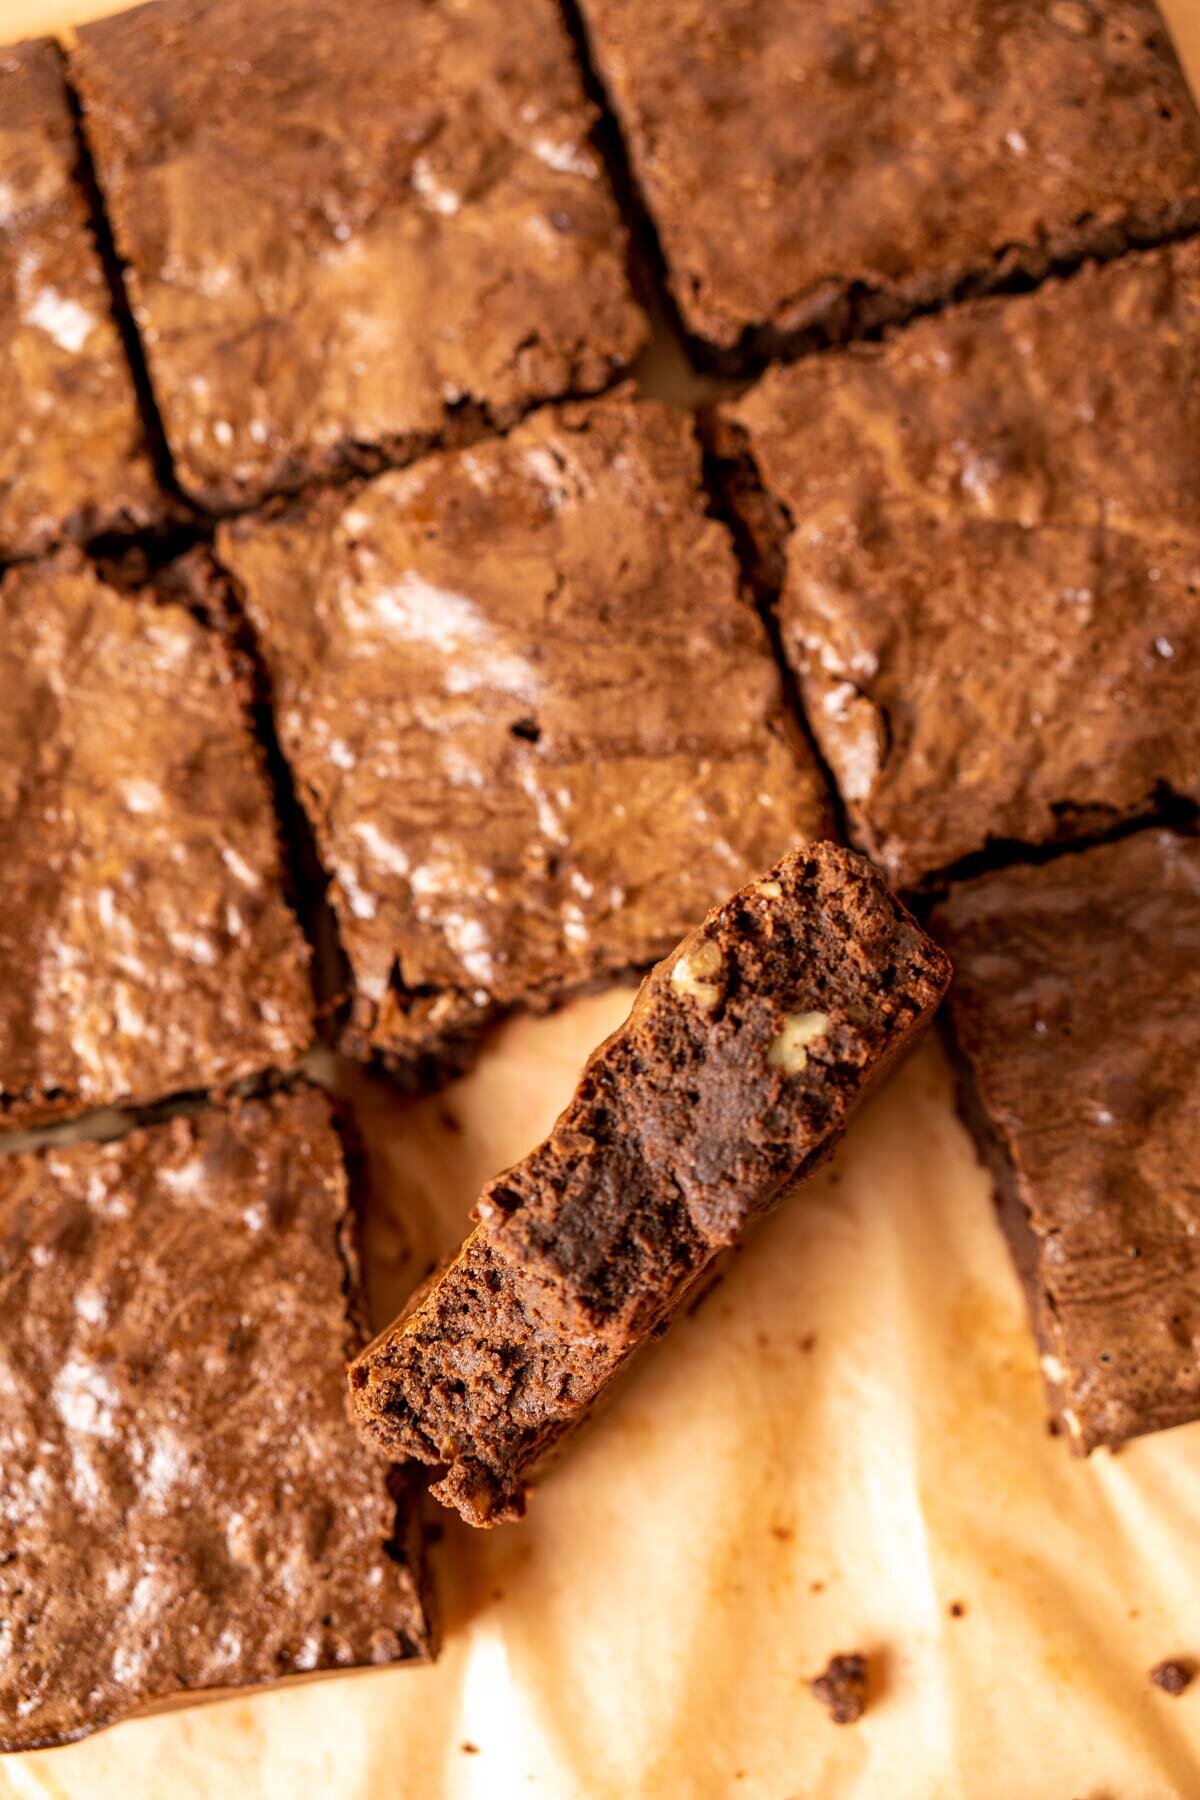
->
[217, 391, 831, 1071]
[349, 843, 950, 1524]
[714, 241, 1200, 887]
[71, 0, 646, 511]
[0, 1088, 432, 1751]
[0, 551, 311, 1127]
[0, 38, 162, 558]
[575, 0, 1200, 358]
[933, 830, 1200, 1451]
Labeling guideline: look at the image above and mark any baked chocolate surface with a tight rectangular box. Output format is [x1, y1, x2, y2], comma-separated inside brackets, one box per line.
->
[716, 242, 1200, 888]
[217, 391, 832, 1067]
[0, 1088, 431, 1752]
[349, 843, 950, 1524]
[71, 0, 647, 513]
[0, 37, 161, 558]
[933, 830, 1200, 1452]
[0, 551, 311, 1127]
[576, 0, 1200, 355]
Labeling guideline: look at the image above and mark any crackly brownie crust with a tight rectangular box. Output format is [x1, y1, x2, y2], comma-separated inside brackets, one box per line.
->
[576, 0, 1200, 357]
[217, 391, 832, 1069]
[349, 843, 949, 1524]
[70, 0, 647, 513]
[933, 831, 1200, 1452]
[0, 551, 311, 1127]
[715, 242, 1200, 888]
[0, 37, 162, 558]
[0, 1088, 432, 1752]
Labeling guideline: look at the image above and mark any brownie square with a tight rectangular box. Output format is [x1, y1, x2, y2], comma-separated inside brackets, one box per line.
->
[576, 0, 1200, 357]
[0, 1088, 432, 1751]
[70, 0, 647, 513]
[217, 391, 832, 1068]
[715, 241, 1200, 889]
[933, 830, 1200, 1452]
[0, 38, 161, 559]
[0, 551, 311, 1127]
[350, 843, 950, 1524]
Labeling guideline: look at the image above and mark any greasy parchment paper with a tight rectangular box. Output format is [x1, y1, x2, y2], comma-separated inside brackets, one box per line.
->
[6, 1, 1200, 1794]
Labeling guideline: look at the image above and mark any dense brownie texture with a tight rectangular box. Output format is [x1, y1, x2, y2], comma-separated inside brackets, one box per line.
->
[71, 0, 646, 513]
[576, 0, 1200, 357]
[349, 844, 949, 1524]
[0, 37, 161, 558]
[0, 551, 311, 1128]
[218, 392, 831, 1068]
[933, 831, 1200, 1452]
[0, 1089, 431, 1751]
[716, 242, 1200, 888]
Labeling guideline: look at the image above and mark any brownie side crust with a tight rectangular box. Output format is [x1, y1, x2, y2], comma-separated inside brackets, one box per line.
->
[932, 830, 1200, 1452]
[575, 0, 1200, 358]
[716, 241, 1200, 888]
[70, 0, 647, 512]
[0, 37, 162, 558]
[0, 551, 311, 1128]
[217, 390, 832, 1071]
[0, 1088, 432, 1753]
[349, 843, 950, 1524]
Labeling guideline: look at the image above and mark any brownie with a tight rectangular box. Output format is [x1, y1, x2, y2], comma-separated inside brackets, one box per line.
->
[809, 1653, 869, 1725]
[575, 0, 1200, 358]
[0, 1088, 432, 1751]
[932, 830, 1200, 1452]
[0, 37, 161, 558]
[714, 242, 1200, 888]
[217, 391, 832, 1068]
[349, 843, 950, 1525]
[70, 0, 647, 513]
[0, 551, 311, 1128]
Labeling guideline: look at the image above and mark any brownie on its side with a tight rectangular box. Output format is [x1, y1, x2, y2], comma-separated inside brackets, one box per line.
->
[715, 241, 1200, 889]
[933, 830, 1200, 1453]
[0, 1088, 432, 1752]
[0, 38, 162, 558]
[0, 551, 311, 1128]
[217, 391, 832, 1072]
[576, 0, 1200, 358]
[349, 843, 950, 1525]
[71, 0, 646, 513]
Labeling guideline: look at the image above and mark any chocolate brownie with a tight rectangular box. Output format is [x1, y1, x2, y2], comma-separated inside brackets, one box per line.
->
[0, 1088, 432, 1751]
[933, 830, 1200, 1451]
[217, 391, 832, 1068]
[0, 551, 311, 1128]
[574, 0, 1200, 358]
[715, 242, 1200, 888]
[349, 843, 950, 1524]
[70, 0, 647, 513]
[809, 1653, 869, 1725]
[0, 37, 161, 558]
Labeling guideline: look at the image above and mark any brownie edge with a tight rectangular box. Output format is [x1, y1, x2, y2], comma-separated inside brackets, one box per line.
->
[349, 843, 950, 1524]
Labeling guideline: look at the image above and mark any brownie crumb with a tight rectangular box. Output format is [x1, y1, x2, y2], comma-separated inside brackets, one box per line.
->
[461, 1741, 480, 1754]
[809, 1652, 869, 1724]
[948, 1601, 966, 1619]
[1150, 1660, 1194, 1696]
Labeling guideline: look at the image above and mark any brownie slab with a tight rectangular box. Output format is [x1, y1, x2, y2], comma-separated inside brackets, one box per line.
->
[715, 242, 1200, 888]
[0, 37, 161, 558]
[71, 0, 647, 513]
[576, 0, 1200, 357]
[0, 1088, 432, 1751]
[217, 391, 832, 1068]
[0, 551, 311, 1127]
[349, 843, 950, 1524]
[933, 830, 1200, 1453]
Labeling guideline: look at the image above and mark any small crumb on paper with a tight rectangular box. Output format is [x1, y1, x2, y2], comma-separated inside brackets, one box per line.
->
[1150, 1660, 1194, 1697]
[809, 1651, 868, 1724]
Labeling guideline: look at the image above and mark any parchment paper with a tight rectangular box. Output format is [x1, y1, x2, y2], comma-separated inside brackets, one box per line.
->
[5, 1, 1200, 1793]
